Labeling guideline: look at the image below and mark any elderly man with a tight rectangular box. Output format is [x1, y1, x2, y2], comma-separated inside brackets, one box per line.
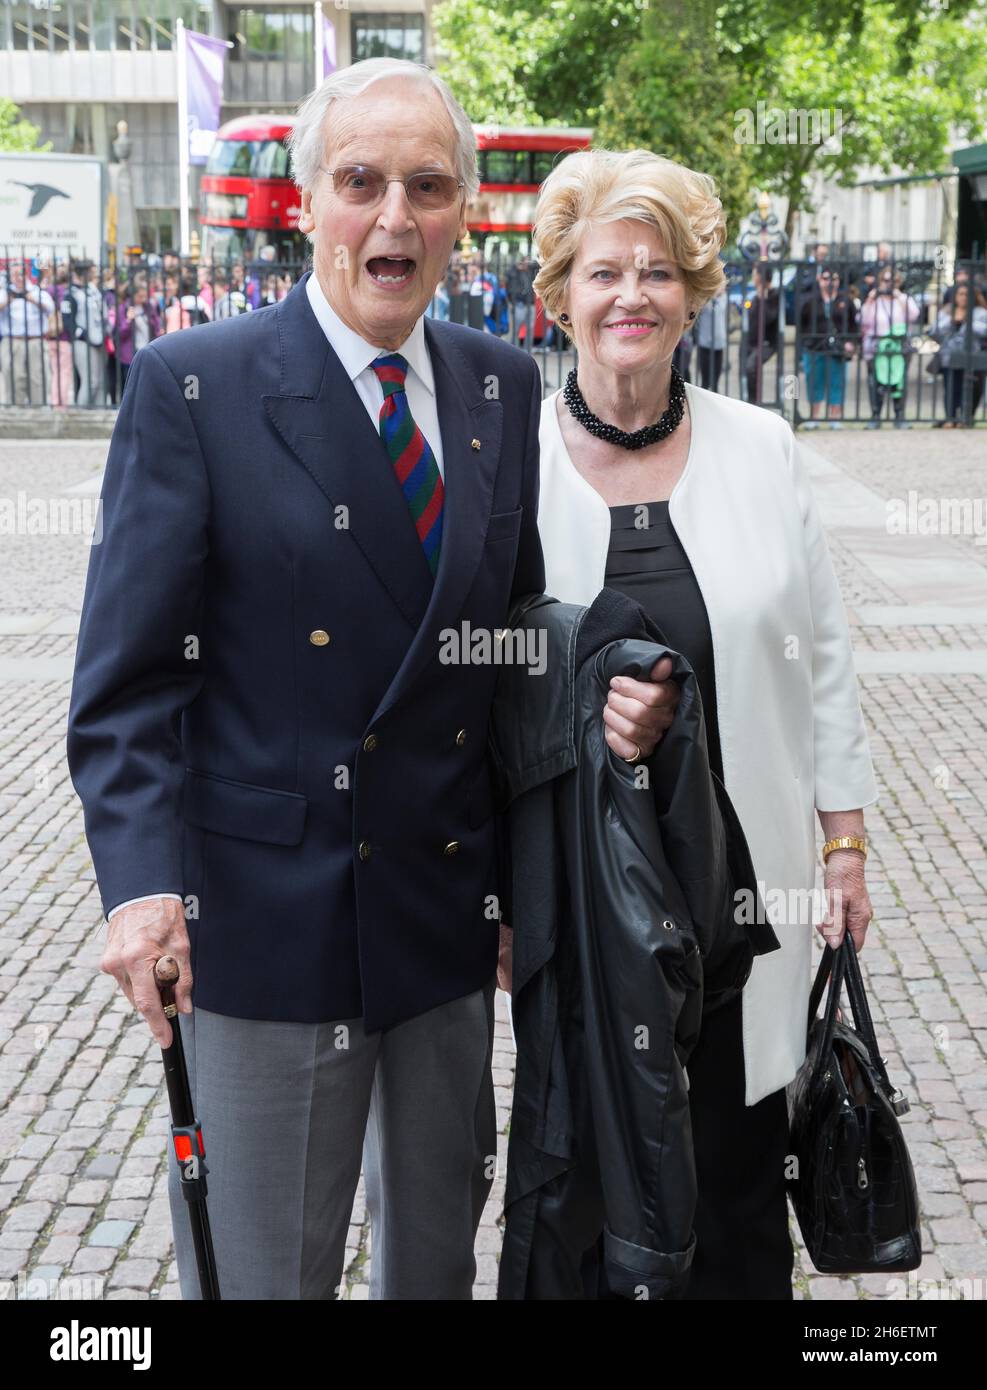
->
[67, 58, 676, 1300]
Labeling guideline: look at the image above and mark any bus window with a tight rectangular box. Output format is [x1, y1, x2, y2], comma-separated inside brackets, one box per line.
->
[532, 150, 564, 182]
[483, 150, 532, 184]
[206, 141, 256, 176]
[254, 141, 291, 178]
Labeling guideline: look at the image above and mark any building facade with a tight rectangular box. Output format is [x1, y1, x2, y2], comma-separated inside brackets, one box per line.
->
[1, 0, 435, 250]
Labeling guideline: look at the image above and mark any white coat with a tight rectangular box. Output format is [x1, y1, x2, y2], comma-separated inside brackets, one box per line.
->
[536, 382, 879, 1104]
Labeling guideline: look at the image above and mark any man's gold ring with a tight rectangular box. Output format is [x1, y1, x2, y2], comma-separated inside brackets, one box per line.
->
[624, 743, 643, 764]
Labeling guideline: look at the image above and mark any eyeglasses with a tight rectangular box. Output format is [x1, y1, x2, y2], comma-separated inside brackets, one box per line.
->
[321, 164, 465, 210]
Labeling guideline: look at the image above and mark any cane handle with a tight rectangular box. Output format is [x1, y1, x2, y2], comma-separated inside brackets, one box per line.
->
[154, 955, 181, 988]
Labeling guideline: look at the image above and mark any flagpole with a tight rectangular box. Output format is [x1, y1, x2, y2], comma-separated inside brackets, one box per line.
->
[176, 17, 191, 256]
[314, 1, 324, 88]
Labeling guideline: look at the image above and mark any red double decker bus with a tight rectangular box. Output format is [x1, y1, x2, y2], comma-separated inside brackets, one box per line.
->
[198, 114, 591, 261]
[469, 125, 592, 254]
[198, 114, 300, 261]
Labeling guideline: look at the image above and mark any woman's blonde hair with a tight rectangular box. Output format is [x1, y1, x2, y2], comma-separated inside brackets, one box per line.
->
[532, 148, 727, 333]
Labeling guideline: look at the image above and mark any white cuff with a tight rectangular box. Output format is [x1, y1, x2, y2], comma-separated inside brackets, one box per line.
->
[106, 893, 183, 922]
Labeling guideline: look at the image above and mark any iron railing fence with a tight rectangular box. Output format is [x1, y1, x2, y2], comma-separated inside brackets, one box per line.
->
[1, 247, 984, 427]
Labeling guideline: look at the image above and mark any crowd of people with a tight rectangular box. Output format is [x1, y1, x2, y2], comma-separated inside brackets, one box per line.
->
[431, 250, 544, 340]
[0, 246, 295, 409]
[1, 239, 984, 424]
[680, 241, 987, 429]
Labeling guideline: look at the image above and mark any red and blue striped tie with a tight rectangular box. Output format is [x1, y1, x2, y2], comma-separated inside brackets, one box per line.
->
[372, 353, 444, 578]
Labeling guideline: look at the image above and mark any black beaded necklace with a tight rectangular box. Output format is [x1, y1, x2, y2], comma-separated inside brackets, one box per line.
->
[562, 364, 687, 450]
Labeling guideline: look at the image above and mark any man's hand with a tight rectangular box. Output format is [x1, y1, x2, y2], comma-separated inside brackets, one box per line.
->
[604, 655, 679, 760]
[497, 923, 513, 995]
[101, 898, 193, 1047]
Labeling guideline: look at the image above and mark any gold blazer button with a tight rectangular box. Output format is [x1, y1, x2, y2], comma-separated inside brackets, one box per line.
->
[309, 629, 331, 646]
[443, 840, 461, 856]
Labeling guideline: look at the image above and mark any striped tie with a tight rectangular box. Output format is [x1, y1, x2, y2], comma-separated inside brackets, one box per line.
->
[372, 353, 444, 578]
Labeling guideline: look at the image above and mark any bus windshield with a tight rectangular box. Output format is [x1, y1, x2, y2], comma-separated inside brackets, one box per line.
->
[205, 139, 290, 179]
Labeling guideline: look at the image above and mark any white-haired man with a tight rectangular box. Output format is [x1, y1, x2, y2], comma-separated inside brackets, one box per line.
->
[67, 59, 676, 1299]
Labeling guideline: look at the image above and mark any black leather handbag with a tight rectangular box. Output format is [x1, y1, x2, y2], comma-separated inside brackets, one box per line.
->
[787, 935, 922, 1274]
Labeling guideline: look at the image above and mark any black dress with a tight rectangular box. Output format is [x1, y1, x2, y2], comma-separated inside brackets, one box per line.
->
[605, 501, 795, 1300]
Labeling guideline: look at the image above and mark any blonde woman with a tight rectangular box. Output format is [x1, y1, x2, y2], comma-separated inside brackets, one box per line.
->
[528, 149, 879, 1298]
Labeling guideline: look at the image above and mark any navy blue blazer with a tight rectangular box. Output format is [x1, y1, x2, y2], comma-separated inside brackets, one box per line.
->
[67, 269, 545, 1030]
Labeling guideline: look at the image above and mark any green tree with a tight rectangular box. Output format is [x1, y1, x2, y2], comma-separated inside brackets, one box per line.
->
[594, 0, 754, 237]
[0, 99, 50, 153]
[729, 4, 987, 237]
[432, 0, 987, 242]
[432, 0, 645, 125]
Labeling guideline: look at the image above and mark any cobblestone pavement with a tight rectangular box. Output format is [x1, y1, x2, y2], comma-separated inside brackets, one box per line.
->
[0, 427, 985, 1302]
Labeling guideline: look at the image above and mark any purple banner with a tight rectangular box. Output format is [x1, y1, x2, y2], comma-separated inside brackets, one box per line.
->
[185, 30, 228, 166]
[323, 16, 337, 77]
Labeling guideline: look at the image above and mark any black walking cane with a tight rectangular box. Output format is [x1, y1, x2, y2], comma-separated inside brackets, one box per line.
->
[155, 955, 221, 1300]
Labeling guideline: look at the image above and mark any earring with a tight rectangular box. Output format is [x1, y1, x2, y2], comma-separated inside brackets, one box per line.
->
[688, 310, 696, 320]
[559, 312, 570, 323]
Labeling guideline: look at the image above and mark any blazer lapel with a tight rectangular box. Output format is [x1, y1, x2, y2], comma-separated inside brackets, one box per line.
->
[262, 273, 504, 718]
[262, 272, 434, 632]
[371, 317, 503, 723]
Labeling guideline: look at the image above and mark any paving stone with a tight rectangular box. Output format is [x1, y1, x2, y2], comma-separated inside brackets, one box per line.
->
[929, 1216, 984, 1244]
[50, 1207, 93, 1237]
[65, 1180, 109, 1205]
[938, 1243, 987, 1278]
[36, 1236, 80, 1265]
[83, 1155, 122, 1181]
[70, 1246, 116, 1274]
[1, 1201, 52, 1233]
[107, 1258, 158, 1290]
[86, 1219, 135, 1247]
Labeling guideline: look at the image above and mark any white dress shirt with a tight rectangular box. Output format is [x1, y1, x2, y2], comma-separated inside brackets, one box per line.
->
[304, 268, 444, 478]
[105, 272, 444, 923]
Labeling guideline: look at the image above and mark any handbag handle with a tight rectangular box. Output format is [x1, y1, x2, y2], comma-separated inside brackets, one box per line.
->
[807, 941, 846, 1088]
[807, 939, 842, 1026]
[806, 935, 909, 1114]
[841, 934, 906, 1110]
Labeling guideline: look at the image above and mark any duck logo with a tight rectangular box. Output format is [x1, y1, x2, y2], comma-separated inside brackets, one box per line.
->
[8, 180, 70, 218]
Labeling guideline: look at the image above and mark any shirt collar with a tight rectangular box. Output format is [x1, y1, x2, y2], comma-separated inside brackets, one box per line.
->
[306, 269, 435, 396]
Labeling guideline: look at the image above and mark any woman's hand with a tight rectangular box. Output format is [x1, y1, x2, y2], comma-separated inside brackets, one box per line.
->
[604, 655, 680, 760]
[819, 849, 872, 952]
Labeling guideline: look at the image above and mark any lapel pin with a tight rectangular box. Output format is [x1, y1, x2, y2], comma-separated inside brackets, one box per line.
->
[471, 438, 481, 450]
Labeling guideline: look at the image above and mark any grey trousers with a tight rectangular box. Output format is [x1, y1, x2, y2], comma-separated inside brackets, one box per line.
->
[0, 337, 47, 406]
[165, 981, 497, 1300]
[72, 340, 104, 406]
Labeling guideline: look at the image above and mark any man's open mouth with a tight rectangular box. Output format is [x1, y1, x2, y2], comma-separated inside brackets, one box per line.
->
[366, 256, 416, 285]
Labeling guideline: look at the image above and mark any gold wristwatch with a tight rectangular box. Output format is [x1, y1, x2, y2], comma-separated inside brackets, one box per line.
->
[822, 835, 867, 862]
